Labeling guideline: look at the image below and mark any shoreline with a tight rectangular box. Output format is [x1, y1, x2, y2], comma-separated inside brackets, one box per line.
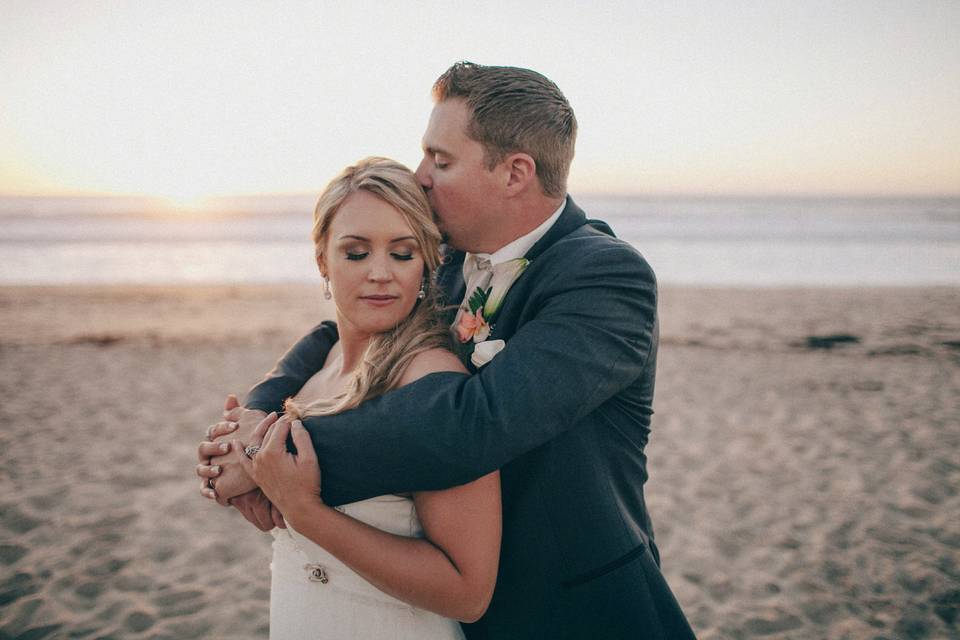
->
[3, 284, 957, 358]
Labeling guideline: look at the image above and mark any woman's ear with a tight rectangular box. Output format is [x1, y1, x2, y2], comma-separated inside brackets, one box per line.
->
[316, 253, 326, 276]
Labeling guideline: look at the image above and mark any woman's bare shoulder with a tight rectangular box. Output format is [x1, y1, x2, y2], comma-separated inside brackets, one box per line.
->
[398, 348, 468, 387]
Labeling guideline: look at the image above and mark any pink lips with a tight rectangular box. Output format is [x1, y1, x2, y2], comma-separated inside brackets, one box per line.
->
[360, 295, 398, 307]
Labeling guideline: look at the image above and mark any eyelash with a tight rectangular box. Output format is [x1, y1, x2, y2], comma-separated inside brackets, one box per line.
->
[345, 252, 414, 261]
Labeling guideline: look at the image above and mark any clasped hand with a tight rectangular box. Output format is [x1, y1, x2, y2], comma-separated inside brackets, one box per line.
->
[197, 396, 322, 531]
[197, 395, 263, 503]
[236, 412, 322, 524]
[196, 395, 286, 530]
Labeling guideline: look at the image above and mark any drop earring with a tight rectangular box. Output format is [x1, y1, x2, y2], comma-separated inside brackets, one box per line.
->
[323, 277, 332, 300]
[417, 278, 426, 300]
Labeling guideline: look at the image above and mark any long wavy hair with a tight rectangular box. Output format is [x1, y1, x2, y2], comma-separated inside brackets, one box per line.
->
[285, 157, 454, 418]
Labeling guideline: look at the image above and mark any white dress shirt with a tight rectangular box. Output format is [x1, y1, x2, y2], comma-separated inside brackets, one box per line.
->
[461, 198, 566, 283]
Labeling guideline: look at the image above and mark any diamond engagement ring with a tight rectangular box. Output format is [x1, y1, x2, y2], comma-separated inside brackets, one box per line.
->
[244, 445, 261, 458]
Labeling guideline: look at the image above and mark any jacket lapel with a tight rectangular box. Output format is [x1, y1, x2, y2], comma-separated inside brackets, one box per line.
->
[437, 245, 466, 323]
[522, 196, 594, 261]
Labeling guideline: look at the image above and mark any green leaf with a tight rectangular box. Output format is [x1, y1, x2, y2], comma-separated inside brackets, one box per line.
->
[467, 286, 490, 314]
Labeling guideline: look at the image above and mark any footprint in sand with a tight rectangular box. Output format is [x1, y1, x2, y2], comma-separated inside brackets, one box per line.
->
[75, 580, 106, 600]
[743, 610, 804, 635]
[125, 610, 156, 633]
[27, 489, 69, 511]
[0, 504, 43, 534]
[114, 574, 153, 593]
[85, 556, 131, 578]
[0, 571, 39, 607]
[0, 543, 28, 565]
[153, 588, 206, 618]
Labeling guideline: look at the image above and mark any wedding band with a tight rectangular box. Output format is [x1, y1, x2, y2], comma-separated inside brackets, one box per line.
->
[244, 445, 260, 458]
[209, 478, 216, 489]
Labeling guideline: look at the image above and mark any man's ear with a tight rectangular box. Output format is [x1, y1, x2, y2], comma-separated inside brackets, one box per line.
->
[504, 152, 537, 195]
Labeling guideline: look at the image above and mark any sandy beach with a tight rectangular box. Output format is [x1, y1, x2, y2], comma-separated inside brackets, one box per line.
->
[1, 284, 958, 639]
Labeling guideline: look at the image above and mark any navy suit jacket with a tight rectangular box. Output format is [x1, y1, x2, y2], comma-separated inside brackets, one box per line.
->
[246, 197, 694, 639]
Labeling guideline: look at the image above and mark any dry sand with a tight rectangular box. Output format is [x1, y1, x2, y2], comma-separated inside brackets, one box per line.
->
[0, 284, 958, 639]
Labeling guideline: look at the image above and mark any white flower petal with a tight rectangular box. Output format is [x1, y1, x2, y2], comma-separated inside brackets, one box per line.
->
[471, 339, 506, 368]
[473, 322, 491, 342]
[484, 259, 529, 317]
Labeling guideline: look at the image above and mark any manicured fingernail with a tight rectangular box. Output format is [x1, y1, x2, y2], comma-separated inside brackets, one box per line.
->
[220, 443, 229, 452]
[211, 465, 221, 474]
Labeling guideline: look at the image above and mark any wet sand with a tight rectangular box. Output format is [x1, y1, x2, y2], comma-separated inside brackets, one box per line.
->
[0, 284, 958, 638]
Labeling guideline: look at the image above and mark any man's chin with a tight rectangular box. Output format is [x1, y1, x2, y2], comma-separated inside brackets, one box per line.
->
[434, 217, 451, 245]
[441, 234, 468, 252]
[433, 217, 465, 251]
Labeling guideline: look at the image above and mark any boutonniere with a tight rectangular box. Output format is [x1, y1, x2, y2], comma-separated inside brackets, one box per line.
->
[455, 258, 530, 344]
[471, 339, 506, 368]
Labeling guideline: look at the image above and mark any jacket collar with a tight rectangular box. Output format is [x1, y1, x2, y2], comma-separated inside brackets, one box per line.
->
[438, 196, 604, 304]
[523, 196, 588, 262]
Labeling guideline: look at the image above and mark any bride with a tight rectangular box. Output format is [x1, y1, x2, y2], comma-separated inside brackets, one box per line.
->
[209, 157, 500, 639]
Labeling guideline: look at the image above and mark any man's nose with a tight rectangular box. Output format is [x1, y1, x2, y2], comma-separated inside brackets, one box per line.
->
[414, 158, 431, 190]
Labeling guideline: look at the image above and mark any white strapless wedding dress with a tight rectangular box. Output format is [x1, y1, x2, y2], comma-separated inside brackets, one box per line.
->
[270, 494, 466, 640]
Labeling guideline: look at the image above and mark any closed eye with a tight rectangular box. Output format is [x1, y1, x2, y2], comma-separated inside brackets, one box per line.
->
[346, 252, 368, 261]
[391, 252, 414, 261]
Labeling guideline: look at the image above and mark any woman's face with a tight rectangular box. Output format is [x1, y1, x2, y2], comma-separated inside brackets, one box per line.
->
[320, 190, 425, 338]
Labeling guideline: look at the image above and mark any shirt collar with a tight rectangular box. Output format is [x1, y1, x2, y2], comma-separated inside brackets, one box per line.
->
[463, 198, 566, 278]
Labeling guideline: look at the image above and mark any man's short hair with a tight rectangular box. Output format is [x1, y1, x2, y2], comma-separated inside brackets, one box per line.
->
[432, 61, 577, 199]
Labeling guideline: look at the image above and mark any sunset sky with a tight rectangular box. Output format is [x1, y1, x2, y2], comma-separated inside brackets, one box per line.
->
[2, 1, 958, 202]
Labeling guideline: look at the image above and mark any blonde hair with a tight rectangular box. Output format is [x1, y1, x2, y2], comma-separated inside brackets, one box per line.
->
[286, 157, 454, 418]
[432, 61, 577, 198]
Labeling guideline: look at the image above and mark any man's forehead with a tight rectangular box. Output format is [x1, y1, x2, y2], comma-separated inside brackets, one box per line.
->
[422, 99, 470, 147]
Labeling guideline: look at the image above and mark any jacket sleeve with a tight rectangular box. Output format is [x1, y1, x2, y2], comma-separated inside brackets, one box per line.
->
[301, 242, 659, 506]
[244, 321, 338, 413]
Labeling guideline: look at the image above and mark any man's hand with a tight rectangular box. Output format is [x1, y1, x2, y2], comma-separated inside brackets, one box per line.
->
[215, 395, 268, 454]
[197, 432, 258, 505]
[198, 395, 265, 504]
[231, 489, 286, 531]
[209, 456, 259, 505]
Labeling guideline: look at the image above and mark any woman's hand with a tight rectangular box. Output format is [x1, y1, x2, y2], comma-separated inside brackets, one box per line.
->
[236, 413, 322, 520]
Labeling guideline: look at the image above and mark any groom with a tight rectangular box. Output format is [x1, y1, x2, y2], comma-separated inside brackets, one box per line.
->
[201, 62, 694, 638]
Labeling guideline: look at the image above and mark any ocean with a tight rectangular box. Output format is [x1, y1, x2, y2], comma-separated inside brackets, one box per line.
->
[1, 195, 958, 287]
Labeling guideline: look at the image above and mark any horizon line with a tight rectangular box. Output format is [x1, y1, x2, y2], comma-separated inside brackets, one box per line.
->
[1, 190, 959, 201]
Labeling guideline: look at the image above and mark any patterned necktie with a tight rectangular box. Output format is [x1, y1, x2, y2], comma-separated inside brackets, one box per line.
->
[453, 253, 494, 330]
